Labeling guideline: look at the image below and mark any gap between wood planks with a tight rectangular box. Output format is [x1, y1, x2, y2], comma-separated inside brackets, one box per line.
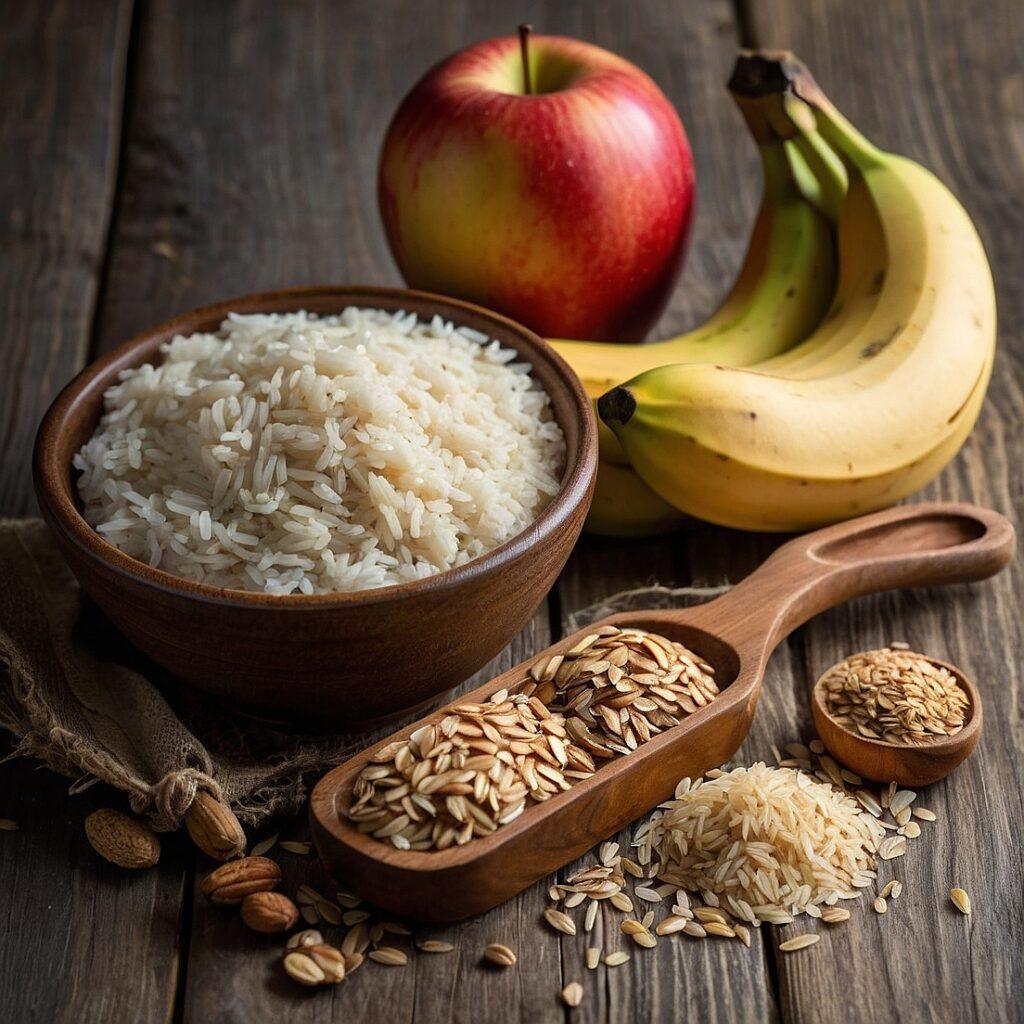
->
[85, 0, 141, 365]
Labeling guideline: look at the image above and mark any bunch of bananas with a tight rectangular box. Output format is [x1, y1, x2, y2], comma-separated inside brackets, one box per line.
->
[551, 53, 995, 535]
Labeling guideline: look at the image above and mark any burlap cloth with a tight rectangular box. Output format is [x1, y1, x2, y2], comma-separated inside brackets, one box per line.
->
[0, 518, 724, 831]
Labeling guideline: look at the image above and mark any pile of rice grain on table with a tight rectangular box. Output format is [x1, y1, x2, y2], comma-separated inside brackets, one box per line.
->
[636, 763, 885, 925]
[74, 309, 566, 594]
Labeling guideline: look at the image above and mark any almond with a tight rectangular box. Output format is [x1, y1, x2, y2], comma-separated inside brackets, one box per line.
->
[199, 855, 281, 904]
[240, 891, 299, 933]
[184, 791, 246, 861]
[84, 809, 160, 869]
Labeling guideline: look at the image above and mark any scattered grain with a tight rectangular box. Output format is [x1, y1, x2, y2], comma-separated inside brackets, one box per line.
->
[544, 908, 577, 935]
[950, 888, 971, 915]
[250, 833, 278, 856]
[820, 907, 850, 924]
[637, 763, 883, 926]
[417, 940, 455, 953]
[705, 922, 736, 938]
[562, 982, 584, 1008]
[483, 943, 518, 967]
[369, 947, 408, 966]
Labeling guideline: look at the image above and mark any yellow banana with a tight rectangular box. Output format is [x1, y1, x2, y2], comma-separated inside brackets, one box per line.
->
[555, 102, 844, 535]
[550, 138, 837, 400]
[585, 459, 692, 538]
[600, 54, 996, 532]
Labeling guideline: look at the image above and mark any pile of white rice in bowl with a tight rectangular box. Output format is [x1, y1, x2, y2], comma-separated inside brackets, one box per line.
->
[74, 308, 566, 595]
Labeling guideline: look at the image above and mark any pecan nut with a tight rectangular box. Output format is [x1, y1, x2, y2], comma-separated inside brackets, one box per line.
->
[199, 855, 281, 903]
[240, 891, 299, 933]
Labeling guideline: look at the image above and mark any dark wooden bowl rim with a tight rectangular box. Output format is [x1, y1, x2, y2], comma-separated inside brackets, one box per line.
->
[33, 284, 595, 611]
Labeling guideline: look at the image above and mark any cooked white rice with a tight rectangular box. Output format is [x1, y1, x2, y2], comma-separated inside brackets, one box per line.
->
[635, 763, 884, 925]
[74, 308, 566, 595]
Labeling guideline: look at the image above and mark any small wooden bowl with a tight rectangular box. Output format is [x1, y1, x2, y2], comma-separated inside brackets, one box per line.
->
[33, 285, 597, 727]
[811, 655, 982, 787]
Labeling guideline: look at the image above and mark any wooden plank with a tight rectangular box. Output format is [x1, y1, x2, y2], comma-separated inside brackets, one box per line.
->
[91, 0, 402, 357]
[742, 2, 1024, 1022]
[0, 746, 186, 1024]
[552, 1, 782, 1021]
[0, 6, 187, 1024]
[0, 0, 132, 514]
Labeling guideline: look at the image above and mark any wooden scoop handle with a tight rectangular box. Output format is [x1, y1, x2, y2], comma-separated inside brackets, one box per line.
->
[682, 502, 1014, 652]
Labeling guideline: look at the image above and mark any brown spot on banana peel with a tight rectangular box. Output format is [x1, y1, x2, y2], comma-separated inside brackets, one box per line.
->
[870, 269, 886, 294]
[785, 287, 796, 298]
[860, 326, 901, 360]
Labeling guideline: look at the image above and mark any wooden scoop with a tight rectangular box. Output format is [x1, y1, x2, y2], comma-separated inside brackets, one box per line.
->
[310, 502, 1013, 922]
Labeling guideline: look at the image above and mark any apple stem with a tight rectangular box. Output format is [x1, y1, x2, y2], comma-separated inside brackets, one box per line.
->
[519, 23, 533, 95]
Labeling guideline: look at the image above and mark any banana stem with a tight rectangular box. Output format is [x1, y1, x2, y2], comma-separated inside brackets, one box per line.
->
[731, 50, 885, 171]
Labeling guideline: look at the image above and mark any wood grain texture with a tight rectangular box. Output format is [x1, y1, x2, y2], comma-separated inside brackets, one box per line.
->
[0, 0, 132, 514]
[91, 0, 403, 356]
[1, 0, 1021, 1021]
[0, 736, 187, 1024]
[0, 6, 187, 1024]
[744, 2, 1024, 1022]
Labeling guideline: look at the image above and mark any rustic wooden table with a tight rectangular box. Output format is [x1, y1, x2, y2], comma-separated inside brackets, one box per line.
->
[1, 2, 1020, 1021]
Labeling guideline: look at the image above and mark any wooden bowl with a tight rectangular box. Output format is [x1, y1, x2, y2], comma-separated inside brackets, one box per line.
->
[811, 655, 982, 787]
[32, 285, 597, 727]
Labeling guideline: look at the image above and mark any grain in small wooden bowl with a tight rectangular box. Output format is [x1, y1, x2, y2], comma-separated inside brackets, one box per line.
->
[811, 656, 982, 787]
[32, 285, 597, 727]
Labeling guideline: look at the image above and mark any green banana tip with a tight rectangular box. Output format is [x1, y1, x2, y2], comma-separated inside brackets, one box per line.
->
[597, 386, 637, 429]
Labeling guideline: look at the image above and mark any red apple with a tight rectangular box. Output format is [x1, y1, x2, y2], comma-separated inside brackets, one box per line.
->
[378, 32, 695, 342]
